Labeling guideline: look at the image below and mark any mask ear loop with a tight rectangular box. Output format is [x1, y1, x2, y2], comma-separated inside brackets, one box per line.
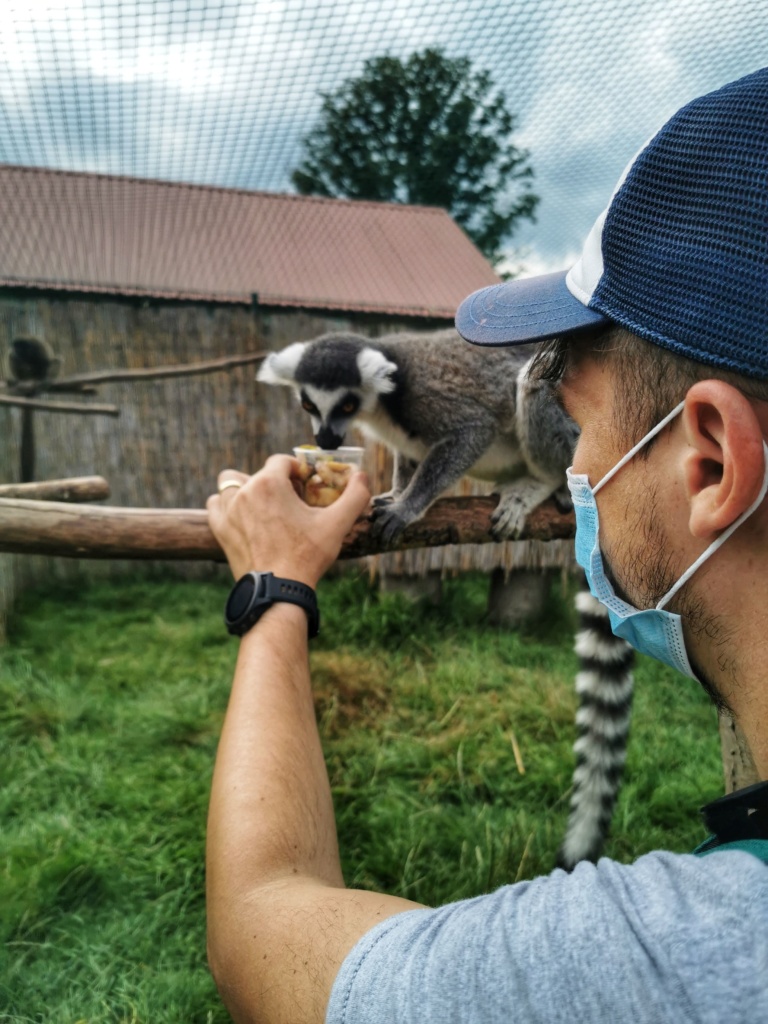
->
[657, 440, 768, 610]
[593, 401, 686, 495]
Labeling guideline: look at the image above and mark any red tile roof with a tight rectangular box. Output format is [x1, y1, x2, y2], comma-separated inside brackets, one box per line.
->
[0, 165, 499, 319]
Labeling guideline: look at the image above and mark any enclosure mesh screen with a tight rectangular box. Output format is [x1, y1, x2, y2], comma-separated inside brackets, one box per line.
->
[1, 0, 767, 274]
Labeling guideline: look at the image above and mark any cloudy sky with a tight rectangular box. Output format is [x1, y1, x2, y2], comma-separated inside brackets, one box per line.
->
[1, 0, 766, 275]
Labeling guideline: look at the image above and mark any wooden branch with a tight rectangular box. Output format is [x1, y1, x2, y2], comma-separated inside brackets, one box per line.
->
[0, 382, 99, 396]
[1, 381, 42, 397]
[47, 350, 269, 389]
[0, 495, 575, 561]
[41, 383, 99, 396]
[0, 476, 110, 502]
[0, 394, 120, 416]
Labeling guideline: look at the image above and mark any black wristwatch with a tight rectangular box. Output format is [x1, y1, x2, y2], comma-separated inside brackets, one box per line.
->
[224, 572, 319, 638]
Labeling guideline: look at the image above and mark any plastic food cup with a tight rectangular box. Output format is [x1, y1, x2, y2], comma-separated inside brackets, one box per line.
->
[292, 446, 364, 506]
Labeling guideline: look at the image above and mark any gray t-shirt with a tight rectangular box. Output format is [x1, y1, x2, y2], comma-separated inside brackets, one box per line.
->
[327, 848, 768, 1023]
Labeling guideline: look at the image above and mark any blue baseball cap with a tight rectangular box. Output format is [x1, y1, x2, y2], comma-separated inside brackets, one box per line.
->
[455, 66, 768, 381]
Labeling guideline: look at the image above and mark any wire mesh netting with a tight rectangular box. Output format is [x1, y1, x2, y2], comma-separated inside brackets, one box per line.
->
[1, 1, 767, 280]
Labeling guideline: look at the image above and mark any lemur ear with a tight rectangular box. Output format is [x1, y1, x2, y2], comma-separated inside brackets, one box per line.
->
[357, 347, 398, 395]
[256, 342, 307, 386]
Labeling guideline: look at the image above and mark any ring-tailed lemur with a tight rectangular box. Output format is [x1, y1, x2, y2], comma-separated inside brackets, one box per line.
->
[7, 336, 61, 385]
[257, 328, 634, 869]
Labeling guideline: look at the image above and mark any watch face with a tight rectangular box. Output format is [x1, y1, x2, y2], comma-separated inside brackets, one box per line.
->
[226, 573, 259, 621]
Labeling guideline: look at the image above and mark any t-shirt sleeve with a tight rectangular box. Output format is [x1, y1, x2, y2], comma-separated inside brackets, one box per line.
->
[326, 849, 768, 1024]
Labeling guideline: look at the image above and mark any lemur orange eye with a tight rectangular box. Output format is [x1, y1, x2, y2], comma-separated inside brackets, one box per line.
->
[302, 400, 317, 413]
[341, 401, 356, 414]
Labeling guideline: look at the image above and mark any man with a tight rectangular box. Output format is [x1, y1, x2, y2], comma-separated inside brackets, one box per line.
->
[206, 68, 768, 1023]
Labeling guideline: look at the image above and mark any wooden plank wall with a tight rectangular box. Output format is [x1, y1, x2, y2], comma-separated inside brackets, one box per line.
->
[0, 295, 384, 507]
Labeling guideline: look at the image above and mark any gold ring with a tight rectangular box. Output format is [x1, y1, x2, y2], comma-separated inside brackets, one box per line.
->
[218, 480, 242, 493]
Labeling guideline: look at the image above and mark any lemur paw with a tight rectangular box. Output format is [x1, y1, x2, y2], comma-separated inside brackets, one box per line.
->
[368, 503, 410, 546]
[490, 479, 559, 541]
[489, 496, 528, 540]
[372, 490, 398, 507]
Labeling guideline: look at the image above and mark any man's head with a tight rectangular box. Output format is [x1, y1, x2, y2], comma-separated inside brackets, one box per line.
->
[455, 68, 768, 730]
[555, 327, 767, 706]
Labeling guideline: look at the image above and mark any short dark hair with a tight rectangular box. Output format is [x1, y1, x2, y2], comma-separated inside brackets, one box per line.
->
[532, 324, 768, 454]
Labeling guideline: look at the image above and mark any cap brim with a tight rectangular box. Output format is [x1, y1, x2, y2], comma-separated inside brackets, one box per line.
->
[455, 270, 608, 347]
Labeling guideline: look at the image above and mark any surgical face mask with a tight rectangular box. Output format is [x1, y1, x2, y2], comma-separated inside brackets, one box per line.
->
[566, 401, 768, 679]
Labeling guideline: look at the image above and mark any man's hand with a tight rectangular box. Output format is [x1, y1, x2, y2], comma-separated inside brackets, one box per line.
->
[206, 454, 371, 586]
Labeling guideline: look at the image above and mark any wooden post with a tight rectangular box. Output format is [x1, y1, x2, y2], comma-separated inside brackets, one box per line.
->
[20, 407, 34, 483]
[487, 567, 553, 627]
[380, 570, 443, 605]
[718, 711, 758, 793]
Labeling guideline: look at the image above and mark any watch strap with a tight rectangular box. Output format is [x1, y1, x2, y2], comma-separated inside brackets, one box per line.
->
[262, 574, 319, 637]
[225, 572, 319, 638]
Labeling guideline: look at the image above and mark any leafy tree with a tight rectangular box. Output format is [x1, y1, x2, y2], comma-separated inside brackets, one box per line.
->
[292, 48, 538, 266]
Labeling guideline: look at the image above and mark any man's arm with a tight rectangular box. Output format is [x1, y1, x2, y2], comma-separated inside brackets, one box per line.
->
[205, 458, 423, 1024]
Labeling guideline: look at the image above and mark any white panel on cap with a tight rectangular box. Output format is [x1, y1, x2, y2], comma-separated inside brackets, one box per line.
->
[566, 207, 607, 304]
[565, 133, 658, 308]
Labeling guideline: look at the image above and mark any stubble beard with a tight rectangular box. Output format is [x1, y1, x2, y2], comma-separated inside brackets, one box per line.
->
[602, 483, 735, 713]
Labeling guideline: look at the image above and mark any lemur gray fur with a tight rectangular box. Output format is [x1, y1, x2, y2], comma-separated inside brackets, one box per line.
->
[257, 328, 634, 869]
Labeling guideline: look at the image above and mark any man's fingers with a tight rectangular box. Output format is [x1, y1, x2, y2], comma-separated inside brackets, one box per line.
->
[215, 469, 249, 498]
[261, 453, 298, 477]
[216, 469, 248, 487]
[327, 472, 371, 531]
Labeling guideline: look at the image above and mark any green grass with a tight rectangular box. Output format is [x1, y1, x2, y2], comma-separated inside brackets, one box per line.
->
[0, 571, 723, 1022]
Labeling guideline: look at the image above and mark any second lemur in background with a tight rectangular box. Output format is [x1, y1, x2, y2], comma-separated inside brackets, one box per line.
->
[7, 336, 61, 385]
[258, 328, 634, 869]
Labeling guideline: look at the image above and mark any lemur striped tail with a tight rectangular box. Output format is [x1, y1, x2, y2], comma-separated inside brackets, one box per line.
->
[557, 588, 635, 871]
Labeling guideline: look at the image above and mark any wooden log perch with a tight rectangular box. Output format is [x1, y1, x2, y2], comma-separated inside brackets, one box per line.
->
[46, 350, 269, 389]
[0, 476, 110, 503]
[0, 495, 575, 561]
[0, 394, 120, 415]
[344, 496, 575, 556]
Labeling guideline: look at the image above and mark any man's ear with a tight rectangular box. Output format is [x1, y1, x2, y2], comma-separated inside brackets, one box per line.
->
[683, 380, 766, 539]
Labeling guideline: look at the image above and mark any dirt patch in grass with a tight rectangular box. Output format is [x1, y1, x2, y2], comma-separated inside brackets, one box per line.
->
[311, 651, 392, 736]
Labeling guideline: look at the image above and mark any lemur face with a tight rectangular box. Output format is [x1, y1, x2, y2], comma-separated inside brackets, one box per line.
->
[257, 335, 398, 449]
[299, 384, 362, 450]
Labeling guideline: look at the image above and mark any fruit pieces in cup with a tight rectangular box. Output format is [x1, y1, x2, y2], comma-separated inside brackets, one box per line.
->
[292, 446, 364, 507]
